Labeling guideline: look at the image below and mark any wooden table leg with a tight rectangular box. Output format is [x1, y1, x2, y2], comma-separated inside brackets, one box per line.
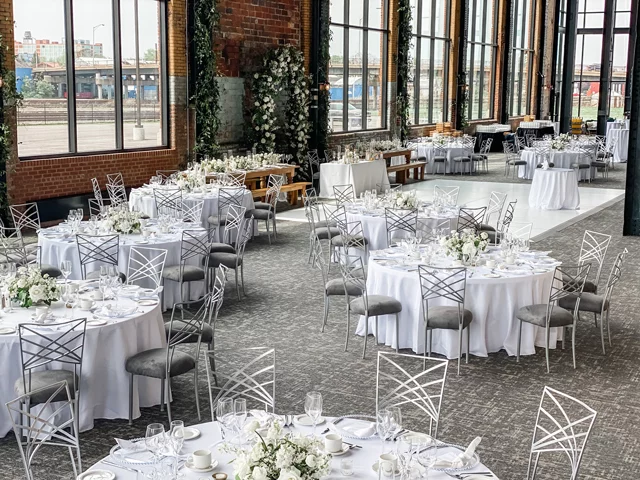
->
[290, 190, 298, 206]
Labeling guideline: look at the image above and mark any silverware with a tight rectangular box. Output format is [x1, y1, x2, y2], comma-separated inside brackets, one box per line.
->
[343, 441, 362, 449]
[101, 460, 141, 474]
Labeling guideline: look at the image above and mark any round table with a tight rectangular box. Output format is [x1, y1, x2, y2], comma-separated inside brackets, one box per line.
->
[38, 222, 207, 311]
[0, 293, 164, 437]
[129, 186, 255, 229]
[86, 417, 496, 479]
[414, 143, 475, 174]
[346, 208, 459, 251]
[529, 168, 580, 210]
[519, 149, 594, 181]
[358, 250, 561, 358]
[319, 159, 390, 198]
[607, 128, 629, 163]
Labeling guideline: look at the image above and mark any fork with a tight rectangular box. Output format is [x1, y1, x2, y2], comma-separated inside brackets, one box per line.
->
[444, 471, 494, 479]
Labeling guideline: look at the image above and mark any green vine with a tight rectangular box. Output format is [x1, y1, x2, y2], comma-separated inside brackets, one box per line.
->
[317, 0, 331, 155]
[457, 73, 469, 129]
[192, 0, 221, 157]
[0, 33, 22, 225]
[396, 0, 413, 141]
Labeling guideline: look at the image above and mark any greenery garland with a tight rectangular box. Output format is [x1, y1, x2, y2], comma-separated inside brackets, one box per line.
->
[396, 0, 413, 141]
[193, 0, 221, 157]
[248, 46, 311, 173]
[317, 0, 331, 155]
[0, 34, 22, 224]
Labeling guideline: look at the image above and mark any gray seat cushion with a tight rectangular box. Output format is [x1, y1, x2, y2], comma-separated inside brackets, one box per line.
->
[210, 242, 236, 254]
[14, 370, 78, 404]
[510, 160, 527, 166]
[162, 265, 206, 282]
[571, 163, 591, 169]
[331, 235, 369, 247]
[246, 209, 273, 221]
[41, 264, 63, 278]
[125, 348, 196, 378]
[165, 321, 213, 343]
[453, 156, 471, 162]
[558, 293, 608, 313]
[597, 152, 612, 158]
[254, 201, 271, 210]
[87, 270, 126, 282]
[433, 156, 447, 162]
[591, 161, 607, 168]
[349, 295, 402, 316]
[207, 216, 229, 226]
[315, 227, 341, 240]
[516, 304, 574, 327]
[325, 278, 363, 296]
[471, 154, 487, 161]
[208, 252, 240, 269]
[425, 306, 473, 329]
[479, 223, 496, 232]
[561, 274, 597, 294]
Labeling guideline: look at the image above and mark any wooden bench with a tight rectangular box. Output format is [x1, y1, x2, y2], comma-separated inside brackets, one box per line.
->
[386, 161, 428, 184]
[252, 181, 312, 206]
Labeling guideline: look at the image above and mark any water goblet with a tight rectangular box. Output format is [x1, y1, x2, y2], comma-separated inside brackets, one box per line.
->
[216, 398, 235, 441]
[415, 435, 438, 479]
[169, 420, 185, 479]
[60, 260, 72, 284]
[145, 423, 166, 470]
[304, 391, 323, 438]
[376, 408, 392, 455]
[234, 398, 247, 445]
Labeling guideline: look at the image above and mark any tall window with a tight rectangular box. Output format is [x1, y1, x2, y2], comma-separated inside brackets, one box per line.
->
[509, 0, 536, 116]
[551, 0, 567, 121]
[14, 0, 168, 158]
[572, 0, 631, 120]
[329, 0, 389, 132]
[466, 0, 498, 120]
[407, 0, 451, 125]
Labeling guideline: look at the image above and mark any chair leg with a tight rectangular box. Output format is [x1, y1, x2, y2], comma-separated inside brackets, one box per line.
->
[457, 325, 462, 375]
[606, 308, 612, 347]
[241, 263, 247, 296]
[395, 313, 399, 353]
[466, 327, 470, 363]
[166, 379, 173, 423]
[128, 374, 134, 425]
[194, 368, 201, 422]
[516, 320, 522, 362]
[235, 268, 241, 301]
[374, 317, 379, 345]
[599, 311, 606, 354]
[160, 378, 165, 412]
[322, 295, 329, 332]
[571, 324, 577, 369]
[345, 305, 351, 352]
[362, 314, 369, 359]
[545, 326, 551, 373]
[265, 219, 271, 245]
[593, 312, 598, 327]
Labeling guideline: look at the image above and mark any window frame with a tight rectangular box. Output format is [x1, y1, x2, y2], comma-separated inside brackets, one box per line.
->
[466, 0, 499, 121]
[329, 0, 390, 132]
[509, 0, 537, 117]
[15, 0, 169, 161]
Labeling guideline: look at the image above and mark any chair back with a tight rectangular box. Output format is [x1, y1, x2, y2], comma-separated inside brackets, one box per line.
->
[516, 136, 527, 151]
[264, 177, 284, 212]
[578, 230, 611, 289]
[156, 170, 179, 183]
[6, 381, 82, 479]
[433, 185, 459, 205]
[154, 188, 183, 217]
[322, 204, 347, 230]
[106, 183, 127, 206]
[376, 352, 448, 438]
[221, 205, 247, 245]
[235, 215, 254, 259]
[310, 237, 329, 286]
[307, 150, 320, 178]
[457, 207, 487, 232]
[338, 254, 368, 304]
[10, 203, 41, 236]
[418, 266, 467, 328]
[182, 200, 205, 224]
[498, 199, 518, 234]
[180, 231, 210, 275]
[602, 249, 626, 302]
[76, 234, 119, 279]
[485, 191, 507, 227]
[217, 187, 246, 223]
[417, 218, 452, 243]
[337, 220, 367, 253]
[505, 222, 532, 243]
[127, 247, 168, 290]
[433, 143, 447, 157]
[385, 208, 418, 247]
[210, 264, 228, 326]
[527, 386, 597, 480]
[333, 184, 355, 206]
[549, 265, 591, 319]
[106, 173, 124, 187]
[525, 134, 536, 147]
[206, 347, 276, 418]
[166, 296, 211, 349]
[91, 178, 104, 207]
[88, 199, 102, 219]
[0, 226, 31, 266]
[226, 171, 247, 188]
[480, 138, 493, 154]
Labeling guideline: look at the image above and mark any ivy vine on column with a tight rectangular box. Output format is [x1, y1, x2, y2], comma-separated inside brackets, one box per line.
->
[193, 0, 221, 157]
[396, 0, 413, 141]
[317, 0, 331, 155]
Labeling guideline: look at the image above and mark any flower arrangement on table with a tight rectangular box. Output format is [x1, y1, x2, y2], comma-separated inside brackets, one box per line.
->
[338, 147, 360, 164]
[354, 139, 401, 156]
[102, 207, 142, 235]
[551, 133, 571, 151]
[201, 153, 283, 174]
[223, 421, 331, 480]
[8, 266, 60, 308]
[441, 229, 489, 264]
[175, 169, 206, 192]
[389, 190, 419, 210]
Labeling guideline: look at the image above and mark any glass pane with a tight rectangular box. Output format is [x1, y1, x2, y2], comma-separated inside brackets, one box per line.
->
[14, 0, 69, 157]
[349, 0, 365, 26]
[347, 29, 364, 131]
[121, 0, 164, 149]
[610, 34, 628, 119]
[473, 0, 484, 42]
[331, 0, 345, 24]
[572, 82, 582, 118]
[524, 0, 533, 48]
[368, 0, 385, 29]
[74, 0, 116, 152]
[434, 0, 448, 38]
[617, 0, 632, 11]
[472, 44, 482, 119]
[421, 0, 432, 36]
[329, 26, 345, 132]
[585, 0, 604, 12]
[366, 31, 383, 129]
[418, 38, 431, 124]
[408, 40, 416, 123]
[521, 51, 530, 115]
[584, 13, 604, 28]
[511, 49, 521, 115]
[481, 47, 493, 118]
[615, 12, 631, 28]
[577, 13, 585, 28]
[433, 39, 447, 122]
[484, 0, 496, 43]
[410, 0, 419, 34]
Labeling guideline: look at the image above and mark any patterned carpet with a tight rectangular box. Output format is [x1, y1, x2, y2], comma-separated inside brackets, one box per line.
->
[1, 195, 638, 479]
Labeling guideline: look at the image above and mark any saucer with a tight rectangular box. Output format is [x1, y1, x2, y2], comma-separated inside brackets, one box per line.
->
[532, 269, 548, 274]
[134, 240, 149, 244]
[138, 299, 159, 307]
[372, 461, 400, 475]
[0, 327, 16, 335]
[180, 427, 201, 440]
[87, 319, 108, 327]
[325, 444, 349, 456]
[294, 414, 325, 426]
[77, 470, 115, 480]
[185, 458, 218, 473]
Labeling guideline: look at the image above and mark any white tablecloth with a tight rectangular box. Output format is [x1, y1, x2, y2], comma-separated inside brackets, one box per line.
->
[606, 121, 626, 135]
[129, 187, 255, 228]
[319, 159, 390, 197]
[415, 143, 475, 174]
[608, 128, 629, 163]
[529, 168, 580, 210]
[87, 418, 496, 479]
[38, 223, 207, 311]
[0, 294, 164, 437]
[357, 258, 560, 358]
[519, 150, 593, 181]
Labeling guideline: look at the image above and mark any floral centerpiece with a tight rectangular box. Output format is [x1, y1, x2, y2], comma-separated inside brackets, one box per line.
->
[175, 169, 206, 192]
[354, 139, 401, 156]
[339, 147, 360, 164]
[224, 421, 331, 480]
[201, 153, 284, 175]
[551, 133, 571, 151]
[441, 229, 489, 265]
[8, 266, 60, 308]
[389, 190, 419, 210]
[103, 207, 142, 234]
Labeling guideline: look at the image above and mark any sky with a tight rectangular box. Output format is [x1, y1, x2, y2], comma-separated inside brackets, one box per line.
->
[13, 0, 162, 60]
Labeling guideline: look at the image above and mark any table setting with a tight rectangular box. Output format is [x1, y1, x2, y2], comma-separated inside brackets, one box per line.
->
[358, 230, 563, 358]
[412, 139, 475, 174]
[84, 391, 497, 480]
[319, 146, 391, 198]
[518, 136, 596, 181]
[528, 167, 580, 210]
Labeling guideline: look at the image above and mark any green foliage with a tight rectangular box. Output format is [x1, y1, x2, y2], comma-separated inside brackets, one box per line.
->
[143, 48, 158, 62]
[317, 0, 332, 154]
[192, 0, 221, 158]
[396, 0, 413, 140]
[20, 75, 56, 99]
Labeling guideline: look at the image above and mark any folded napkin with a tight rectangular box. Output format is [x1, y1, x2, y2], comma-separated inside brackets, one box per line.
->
[115, 438, 145, 453]
[433, 437, 481, 469]
[331, 418, 376, 438]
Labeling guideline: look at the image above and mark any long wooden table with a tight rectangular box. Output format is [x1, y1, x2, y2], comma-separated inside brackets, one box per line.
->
[206, 164, 298, 190]
[382, 149, 424, 182]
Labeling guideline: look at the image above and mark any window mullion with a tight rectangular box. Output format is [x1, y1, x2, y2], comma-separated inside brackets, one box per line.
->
[112, 0, 124, 150]
[64, 0, 77, 153]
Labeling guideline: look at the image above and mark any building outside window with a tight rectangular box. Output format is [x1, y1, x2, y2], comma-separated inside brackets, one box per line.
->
[509, 0, 536, 116]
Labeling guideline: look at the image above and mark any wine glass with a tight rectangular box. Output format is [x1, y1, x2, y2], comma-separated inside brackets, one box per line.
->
[304, 391, 323, 438]
[169, 420, 185, 479]
[216, 398, 235, 441]
[4, 264, 16, 312]
[234, 399, 247, 445]
[386, 406, 403, 443]
[145, 423, 166, 466]
[60, 260, 72, 285]
[376, 408, 392, 455]
[415, 435, 438, 479]
[397, 434, 415, 480]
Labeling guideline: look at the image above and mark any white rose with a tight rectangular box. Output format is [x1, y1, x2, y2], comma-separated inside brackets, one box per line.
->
[29, 284, 45, 303]
[480, 232, 489, 240]
[277, 467, 301, 480]
[255, 101, 260, 106]
[236, 460, 251, 478]
[244, 419, 260, 433]
[252, 466, 268, 480]
[305, 454, 317, 468]
[254, 73, 259, 79]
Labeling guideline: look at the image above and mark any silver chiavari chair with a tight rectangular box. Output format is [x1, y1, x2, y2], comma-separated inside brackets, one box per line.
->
[516, 264, 591, 372]
[106, 182, 128, 206]
[433, 185, 459, 205]
[182, 199, 205, 224]
[206, 347, 276, 419]
[418, 266, 472, 375]
[226, 171, 247, 188]
[322, 204, 348, 270]
[307, 149, 321, 187]
[480, 191, 507, 231]
[76, 234, 125, 281]
[91, 177, 104, 207]
[506, 222, 533, 244]
[488, 199, 517, 244]
[208, 187, 246, 241]
[525, 133, 536, 147]
[376, 352, 448, 438]
[527, 386, 597, 480]
[7, 381, 82, 480]
[156, 170, 179, 184]
[154, 187, 183, 217]
[333, 184, 355, 206]
[126, 296, 211, 423]
[210, 204, 247, 253]
[576, 230, 612, 294]
[432, 143, 448, 175]
[336, 219, 369, 260]
[245, 181, 282, 245]
[457, 206, 487, 233]
[339, 255, 401, 359]
[10, 203, 41, 237]
[385, 208, 418, 247]
[161, 230, 210, 304]
[88, 198, 102, 219]
[106, 172, 125, 187]
[126, 246, 168, 290]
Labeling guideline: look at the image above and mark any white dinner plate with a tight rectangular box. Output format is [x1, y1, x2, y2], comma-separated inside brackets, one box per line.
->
[77, 470, 115, 480]
[0, 327, 16, 335]
[121, 285, 141, 292]
[372, 462, 400, 475]
[87, 319, 108, 327]
[180, 427, 200, 440]
[138, 299, 159, 307]
[294, 414, 325, 426]
[532, 269, 549, 274]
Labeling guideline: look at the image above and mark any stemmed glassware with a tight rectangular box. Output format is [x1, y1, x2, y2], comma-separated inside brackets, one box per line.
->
[60, 260, 72, 285]
[216, 398, 235, 441]
[169, 420, 185, 479]
[377, 406, 401, 455]
[4, 264, 16, 312]
[415, 434, 438, 479]
[234, 398, 247, 445]
[397, 434, 415, 480]
[304, 391, 323, 438]
[145, 423, 166, 472]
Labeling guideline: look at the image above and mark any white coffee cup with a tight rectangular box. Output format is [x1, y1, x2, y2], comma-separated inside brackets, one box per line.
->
[35, 306, 49, 322]
[92, 291, 104, 301]
[324, 433, 343, 453]
[379, 453, 397, 476]
[505, 254, 516, 265]
[67, 283, 79, 293]
[190, 449, 212, 469]
[80, 298, 95, 311]
[485, 259, 496, 268]
[142, 229, 150, 239]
